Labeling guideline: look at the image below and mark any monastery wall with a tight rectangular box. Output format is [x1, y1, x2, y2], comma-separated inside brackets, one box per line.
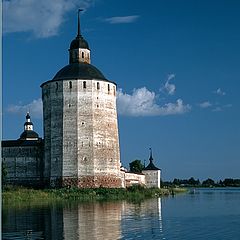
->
[2, 143, 43, 186]
[124, 172, 146, 187]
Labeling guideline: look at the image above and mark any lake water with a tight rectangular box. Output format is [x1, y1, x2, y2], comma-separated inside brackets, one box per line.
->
[2, 188, 240, 240]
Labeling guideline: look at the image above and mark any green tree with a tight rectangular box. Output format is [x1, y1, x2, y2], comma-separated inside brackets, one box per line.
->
[129, 160, 144, 173]
[173, 178, 180, 186]
[223, 178, 235, 186]
[188, 177, 200, 186]
[202, 178, 215, 187]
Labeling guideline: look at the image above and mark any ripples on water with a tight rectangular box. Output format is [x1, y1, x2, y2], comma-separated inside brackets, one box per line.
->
[2, 188, 240, 240]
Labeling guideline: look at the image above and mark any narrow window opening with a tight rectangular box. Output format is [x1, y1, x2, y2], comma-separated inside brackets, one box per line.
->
[97, 82, 100, 90]
[113, 86, 116, 96]
[108, 84, 110, 93]
[82, 52, 84, 58]
[83, 81, 86, 89]
[56, 82, 58, 91]
[69, 81, 72, 89]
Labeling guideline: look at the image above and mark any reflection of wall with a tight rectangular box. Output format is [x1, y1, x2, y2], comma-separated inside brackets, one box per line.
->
[3, 200, 162, 239]
[63, 202, 122, 240]
[3, 202, 122, 240]
[2, 205, 63, 240]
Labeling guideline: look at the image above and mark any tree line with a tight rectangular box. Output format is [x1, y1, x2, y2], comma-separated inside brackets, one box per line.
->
[162, 177, 240, 187]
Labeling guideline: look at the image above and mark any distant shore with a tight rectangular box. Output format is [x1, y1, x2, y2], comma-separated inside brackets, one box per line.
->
[162, 177, 240, 188]
[2, 185, 187, 205]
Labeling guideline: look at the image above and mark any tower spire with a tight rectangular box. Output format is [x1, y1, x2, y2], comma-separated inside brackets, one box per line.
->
[77, 9, 83, 37]
[69, 9, 90, 64]
[149, 148, 153, 163]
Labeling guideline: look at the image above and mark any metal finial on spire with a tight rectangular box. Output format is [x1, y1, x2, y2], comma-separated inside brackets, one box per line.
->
[149, 148, 153, 162]
[26, 111, 30, 120]
[77, 9, 83, 36]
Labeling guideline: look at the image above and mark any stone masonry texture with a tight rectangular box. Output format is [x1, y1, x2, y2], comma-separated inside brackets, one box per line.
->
[41, 78, 122, 188]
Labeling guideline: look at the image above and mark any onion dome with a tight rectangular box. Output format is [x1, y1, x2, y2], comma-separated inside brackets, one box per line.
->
[70, 35, 89, 50]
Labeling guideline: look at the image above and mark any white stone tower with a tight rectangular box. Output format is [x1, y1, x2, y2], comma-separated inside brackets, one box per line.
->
[142, 148, 161, 188]
[41, 10, 122, 188]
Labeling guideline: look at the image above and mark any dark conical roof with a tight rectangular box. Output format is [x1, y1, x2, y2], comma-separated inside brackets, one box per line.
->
[143, 148, 160, 171]
[144, 161, 160, 170]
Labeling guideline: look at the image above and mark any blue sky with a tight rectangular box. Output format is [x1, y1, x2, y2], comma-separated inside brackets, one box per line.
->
[3, 0, 240, 181]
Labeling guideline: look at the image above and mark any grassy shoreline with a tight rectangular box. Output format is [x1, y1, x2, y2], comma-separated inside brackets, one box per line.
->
[2, 185, 187, 205]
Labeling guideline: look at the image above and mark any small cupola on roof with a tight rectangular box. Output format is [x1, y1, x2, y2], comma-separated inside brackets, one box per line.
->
[69, 9, 91, 64]
[19, 112, 39, 140]
[24, 112, 33, 131]
[51, 9, 108, 82]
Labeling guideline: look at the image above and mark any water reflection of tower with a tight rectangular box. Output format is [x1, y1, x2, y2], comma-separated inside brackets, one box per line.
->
[143, 198, 163, 237]
[63, 202, 122, 240]
[121, 198, 163, 239]
[158, 198, 163, 234]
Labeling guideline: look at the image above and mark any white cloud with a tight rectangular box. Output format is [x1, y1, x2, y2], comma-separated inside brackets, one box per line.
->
[117, 87, 191, 116]
[163, 74, 176, 95]
[7, 98, 43, 118]
[167, 74, 175, 81]
[199, 101, 212, 108]
[214, 88, 226, 96]
[6, 87, 191, 118]
[104, 15, 139, 24]
[3, 0, 94, 38]
[212, 106, 222, 112]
